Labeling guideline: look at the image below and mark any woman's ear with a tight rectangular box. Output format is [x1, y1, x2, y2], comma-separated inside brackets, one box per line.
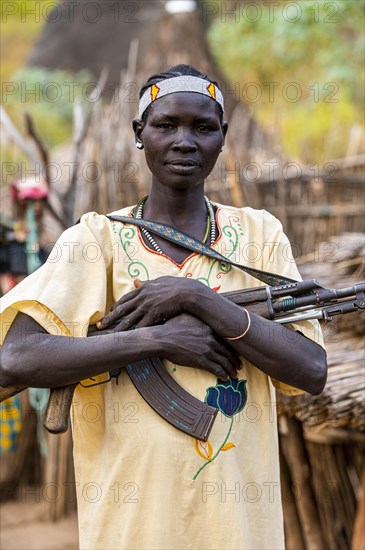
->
[220, 121, 228, 152]
[132, 118, 145, 145]
[221, 121, 228, 142]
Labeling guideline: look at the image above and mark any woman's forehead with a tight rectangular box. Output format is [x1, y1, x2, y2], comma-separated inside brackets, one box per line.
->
[147, 92, 221, 119]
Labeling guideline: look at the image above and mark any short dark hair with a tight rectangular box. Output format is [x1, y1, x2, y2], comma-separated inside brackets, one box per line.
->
[139, 64, 223, 122]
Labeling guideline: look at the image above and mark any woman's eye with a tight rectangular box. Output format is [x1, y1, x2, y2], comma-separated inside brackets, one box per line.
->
[196, 126, 212, 133]
[158, 123, 174, 130]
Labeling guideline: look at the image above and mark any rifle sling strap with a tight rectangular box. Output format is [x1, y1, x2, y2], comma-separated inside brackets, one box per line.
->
[106, 215, 296, 286]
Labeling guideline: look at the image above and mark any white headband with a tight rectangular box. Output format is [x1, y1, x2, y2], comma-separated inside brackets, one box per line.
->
[138, 76, 225, 118]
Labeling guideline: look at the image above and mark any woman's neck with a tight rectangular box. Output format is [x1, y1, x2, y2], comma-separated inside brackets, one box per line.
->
[142, 186, 207, 229]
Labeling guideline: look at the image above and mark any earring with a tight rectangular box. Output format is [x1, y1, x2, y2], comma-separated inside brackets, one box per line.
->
[136, 141, 144, 150]
[220, 145, 224, 152]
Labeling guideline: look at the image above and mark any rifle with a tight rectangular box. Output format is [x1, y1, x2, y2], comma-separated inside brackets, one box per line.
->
[1, 279, 364, 441]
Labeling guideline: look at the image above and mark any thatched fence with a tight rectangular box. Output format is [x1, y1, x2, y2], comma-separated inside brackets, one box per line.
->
[279, 232, 364, 550]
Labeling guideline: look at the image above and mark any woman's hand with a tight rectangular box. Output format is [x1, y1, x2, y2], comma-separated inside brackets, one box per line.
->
[97, 278, 241, 380]
[155, 313, 242, 381]
[98, 276, 204, 331]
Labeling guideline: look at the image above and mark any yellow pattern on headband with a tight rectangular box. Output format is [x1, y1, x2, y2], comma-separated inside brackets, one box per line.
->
[150, 84, 161, 102]
[206, 83, 216, 100]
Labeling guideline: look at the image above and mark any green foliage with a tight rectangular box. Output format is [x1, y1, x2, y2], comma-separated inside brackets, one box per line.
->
[2, 67, 94, 148]
[1, 1, 71, 149]
[207, 0, 365, 161]
[1, 2, 95, 149]
[0, 1, 57, 81]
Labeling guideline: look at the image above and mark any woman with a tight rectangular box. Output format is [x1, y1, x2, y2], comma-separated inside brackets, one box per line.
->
[1, 65, 327, 549]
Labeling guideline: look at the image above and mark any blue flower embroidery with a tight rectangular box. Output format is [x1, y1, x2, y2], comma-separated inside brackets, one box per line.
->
[205, 379, 247, 418]
[193, 378, 248, 480]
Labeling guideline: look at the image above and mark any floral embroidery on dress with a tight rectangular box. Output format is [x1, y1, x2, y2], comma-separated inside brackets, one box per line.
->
[193, 378, 247, 479]
[113, 222, 151, 280]
[188, 214, 243, 289]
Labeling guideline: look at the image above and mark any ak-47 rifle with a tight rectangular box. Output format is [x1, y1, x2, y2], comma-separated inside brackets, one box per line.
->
[1, 279, 364, 441]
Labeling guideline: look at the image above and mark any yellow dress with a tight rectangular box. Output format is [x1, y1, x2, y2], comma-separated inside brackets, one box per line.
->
[1, 204, 324, 550]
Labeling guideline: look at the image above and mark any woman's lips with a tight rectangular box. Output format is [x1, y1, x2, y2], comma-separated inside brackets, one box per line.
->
[166, 159, 200, 174]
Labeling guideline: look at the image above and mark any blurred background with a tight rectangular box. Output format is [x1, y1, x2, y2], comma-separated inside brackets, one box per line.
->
[1, 1, 364, 549]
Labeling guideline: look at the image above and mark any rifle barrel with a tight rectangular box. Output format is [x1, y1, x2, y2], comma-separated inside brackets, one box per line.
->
[335, 283, 365, 299]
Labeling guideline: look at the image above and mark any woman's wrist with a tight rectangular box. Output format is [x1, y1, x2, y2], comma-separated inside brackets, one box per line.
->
[224, 308, 251, 341]
[182, 279, 216, 317]
[144, 325, 170, 357]
[112, 326, 166, 362]
[189, 290, 252, 341]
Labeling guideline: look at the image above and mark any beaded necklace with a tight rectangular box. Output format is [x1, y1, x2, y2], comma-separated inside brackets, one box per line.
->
[134, 196, 216, 255]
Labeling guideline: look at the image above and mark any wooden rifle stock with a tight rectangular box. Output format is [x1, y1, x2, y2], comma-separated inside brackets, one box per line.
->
[2, 280, 364, 440]
[43, 383, 78, 434]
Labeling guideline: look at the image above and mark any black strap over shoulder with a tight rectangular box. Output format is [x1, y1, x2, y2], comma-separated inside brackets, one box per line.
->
[106, 215, 296, 287]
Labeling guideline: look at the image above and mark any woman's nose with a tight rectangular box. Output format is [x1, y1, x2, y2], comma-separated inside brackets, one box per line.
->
[171, 129, 197, 151]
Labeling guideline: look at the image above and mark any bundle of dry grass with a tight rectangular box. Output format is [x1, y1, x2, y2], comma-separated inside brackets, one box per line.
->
[278, 232, 365, 432]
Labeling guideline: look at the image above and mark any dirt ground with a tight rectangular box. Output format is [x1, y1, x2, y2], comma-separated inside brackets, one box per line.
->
[0, 501, 79, 550]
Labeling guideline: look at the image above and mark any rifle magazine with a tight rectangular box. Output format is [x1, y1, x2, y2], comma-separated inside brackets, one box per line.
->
[126, 359, 218, 441]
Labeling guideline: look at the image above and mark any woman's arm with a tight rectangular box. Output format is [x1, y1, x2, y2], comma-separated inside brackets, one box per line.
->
[0, 310, 241, 388]
[99, 277, 327, 395]
[187, 287, 328, 396]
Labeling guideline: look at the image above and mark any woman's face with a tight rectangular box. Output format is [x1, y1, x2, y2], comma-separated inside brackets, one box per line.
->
[133, 92, 228, 191]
